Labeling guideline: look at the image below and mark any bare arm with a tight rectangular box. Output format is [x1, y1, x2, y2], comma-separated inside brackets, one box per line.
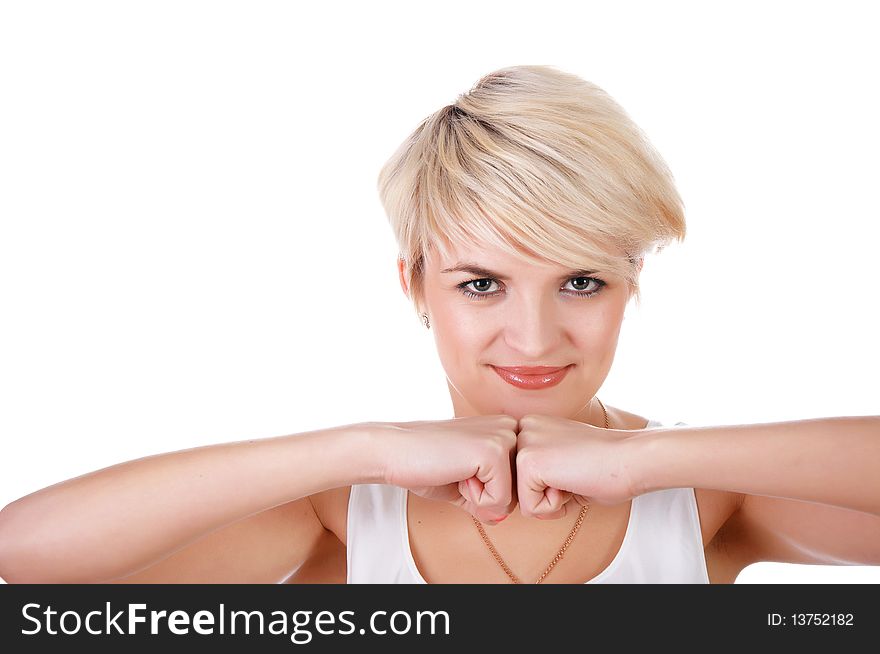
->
[634, 416, 880, 515]
[0, 422, 381, 583]
[631, 415, 880, 566]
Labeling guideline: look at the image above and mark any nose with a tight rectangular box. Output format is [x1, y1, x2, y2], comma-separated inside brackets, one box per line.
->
[502, 293, 565, 359]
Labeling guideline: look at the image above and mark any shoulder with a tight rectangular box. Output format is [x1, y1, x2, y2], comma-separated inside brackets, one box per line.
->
[606, 404, 651, 430]
[309, 485, 353, 546]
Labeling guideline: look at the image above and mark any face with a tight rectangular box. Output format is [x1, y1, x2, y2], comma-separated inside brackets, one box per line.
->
[398, 241, 639, 425]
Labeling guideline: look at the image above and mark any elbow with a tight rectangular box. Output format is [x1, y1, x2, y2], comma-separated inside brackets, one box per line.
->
[0, 500, 49, 584]
[0, 502, 26, 583]
[0, 501, 118, 584]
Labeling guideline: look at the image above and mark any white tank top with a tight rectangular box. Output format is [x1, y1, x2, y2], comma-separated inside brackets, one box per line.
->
[346, 417, 709, 583]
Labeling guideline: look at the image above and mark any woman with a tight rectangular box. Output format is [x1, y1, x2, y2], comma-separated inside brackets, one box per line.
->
[0, 65, 877, 584]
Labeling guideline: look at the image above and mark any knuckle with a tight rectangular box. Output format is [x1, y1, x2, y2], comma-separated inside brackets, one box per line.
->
[496, 430, 517, 448]
[498, 414, 518, 427]
[483, 436, 509, 459]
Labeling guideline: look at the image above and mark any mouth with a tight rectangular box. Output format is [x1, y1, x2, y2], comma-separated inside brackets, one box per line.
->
[490, 364, 573, 390]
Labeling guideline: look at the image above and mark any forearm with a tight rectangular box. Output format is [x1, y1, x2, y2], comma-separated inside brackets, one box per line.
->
[633, 416, 880, 516]
[0, 422, 380, 582]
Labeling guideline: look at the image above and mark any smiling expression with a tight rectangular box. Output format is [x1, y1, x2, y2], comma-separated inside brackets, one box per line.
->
[400, 241, 638, 424]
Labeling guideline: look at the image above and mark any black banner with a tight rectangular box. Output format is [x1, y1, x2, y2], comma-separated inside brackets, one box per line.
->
[0, 584, 875, 651]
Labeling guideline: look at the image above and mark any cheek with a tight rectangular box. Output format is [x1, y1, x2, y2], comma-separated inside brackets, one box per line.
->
[572, 315, 625, 357]
[430, 300, 484, 339]
[435, 317, 481, 363]
[588, 314, 623, 339]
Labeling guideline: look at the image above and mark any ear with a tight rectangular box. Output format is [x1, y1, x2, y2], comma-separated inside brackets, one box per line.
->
[397, 257, 410, 298]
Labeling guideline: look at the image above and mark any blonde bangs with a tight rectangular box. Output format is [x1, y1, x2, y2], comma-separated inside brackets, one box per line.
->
[377, 65, 687, 318]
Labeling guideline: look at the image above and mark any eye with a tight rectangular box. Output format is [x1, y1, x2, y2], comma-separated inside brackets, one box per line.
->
[564, 276, 605, 295]
[456, 276, 607, 301]
[459, 278, 499, 296]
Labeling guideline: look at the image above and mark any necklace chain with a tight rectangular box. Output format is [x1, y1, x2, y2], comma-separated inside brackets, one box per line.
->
[472, 397, 609, 584]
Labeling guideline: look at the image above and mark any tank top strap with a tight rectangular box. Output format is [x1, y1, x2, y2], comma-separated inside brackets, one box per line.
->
[615, 485, 710, 583]
[347, 483, 415, 583]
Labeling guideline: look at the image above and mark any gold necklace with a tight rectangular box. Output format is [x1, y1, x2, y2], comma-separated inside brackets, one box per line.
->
[472, 396, 609, 584]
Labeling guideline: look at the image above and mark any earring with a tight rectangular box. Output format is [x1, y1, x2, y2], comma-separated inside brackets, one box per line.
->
[421, 313, 430, 329]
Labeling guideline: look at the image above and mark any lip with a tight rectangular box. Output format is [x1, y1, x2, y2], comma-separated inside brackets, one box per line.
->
[490, 364, 573, 390]
[494, 365, 570, 374]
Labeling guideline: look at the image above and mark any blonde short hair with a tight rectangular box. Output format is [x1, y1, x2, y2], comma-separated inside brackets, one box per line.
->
[377, 65, 686, 318]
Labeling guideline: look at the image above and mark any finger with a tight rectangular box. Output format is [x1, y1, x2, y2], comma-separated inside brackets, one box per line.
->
[572, 494, 592, 508]
[473, 456, 513, 514]
[468, 477, 507, 523]
[458, 478, 479, 508]
[516, 459, 549, 519]
[534, 487, 570, 520]
[463, 477, 493, 522]
[549, 487, 574, 508]
[466, 476, 484, 502]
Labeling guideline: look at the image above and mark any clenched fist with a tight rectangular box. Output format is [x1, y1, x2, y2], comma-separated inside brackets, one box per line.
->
[377, 415, 519, 525]
[376, 413, 641, 524]
[515, 413, 639, 519]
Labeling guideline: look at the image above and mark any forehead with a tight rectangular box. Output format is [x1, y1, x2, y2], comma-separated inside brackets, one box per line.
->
[426, 241, 606, 277]
[429, 241, 545, 268]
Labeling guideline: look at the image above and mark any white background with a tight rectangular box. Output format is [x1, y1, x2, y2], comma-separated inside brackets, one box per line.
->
[1, 1, 877, 583]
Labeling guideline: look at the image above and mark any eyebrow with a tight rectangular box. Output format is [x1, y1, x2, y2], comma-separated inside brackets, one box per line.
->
[440, 262, 599, 281]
